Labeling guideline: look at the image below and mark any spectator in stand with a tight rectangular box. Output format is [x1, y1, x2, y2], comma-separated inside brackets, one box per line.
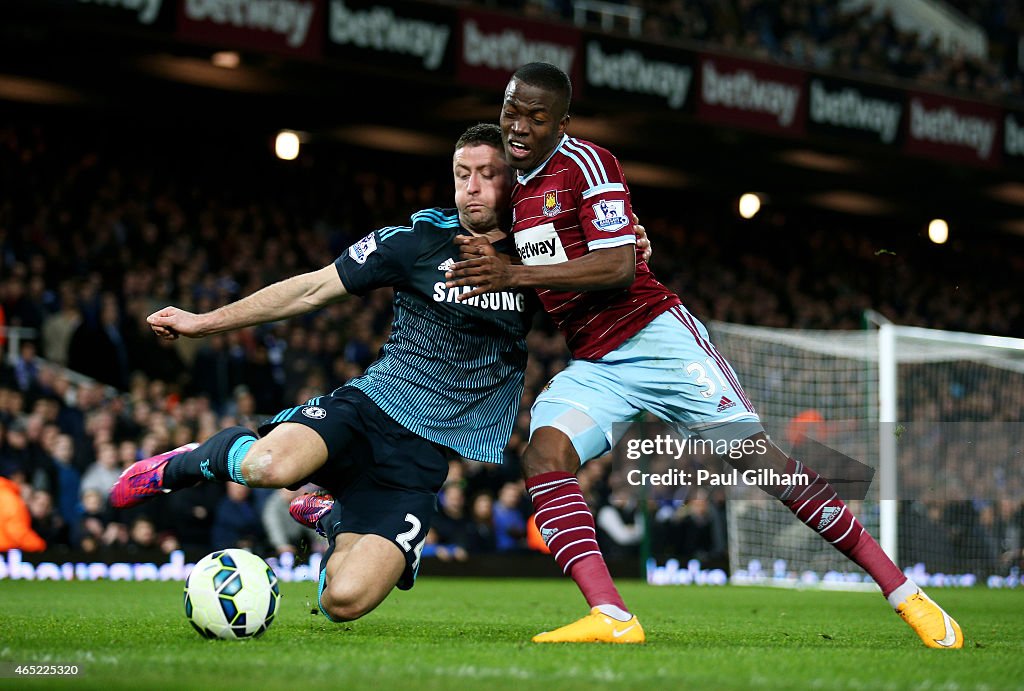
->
[67, 293, 131, 391]
[189, 333, 247, 413]
[621, 0, 1024, 100]
[12, 340, 41, 394]
[0, 475, 47, 552]
[262, 487, 321, 556]
[164, 481, 222, 554]
[674, 488, 727, 565]
[26, 488, 67, 549]
[126, 515, 159, 552]
[1, 263, 44, 334]
[79, 441, 122, 503]
[210, 482, 265, 551]
[993, 498, 1024, 571]
[466, 491, 497, 554]
[117, 439, 140, 469]
[47, 432, 81, 528]
[156, 530, 181, 555]
[77, 488, 115, 552]
[41, 281, 82, 367]
[431, 483, 472, 562]
[0, 417, 35, 481]
[595, 483, 645, 561]
[492, 481, 528, 553]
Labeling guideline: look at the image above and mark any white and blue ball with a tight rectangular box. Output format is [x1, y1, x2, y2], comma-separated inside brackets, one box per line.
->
[184, 548, 280, 640]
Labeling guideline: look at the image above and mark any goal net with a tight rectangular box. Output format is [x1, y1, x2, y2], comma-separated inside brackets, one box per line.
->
[707, 318, 1024, 586]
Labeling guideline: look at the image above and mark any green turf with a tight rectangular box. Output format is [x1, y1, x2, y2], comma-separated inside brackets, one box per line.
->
[0, 578, 1022, 690]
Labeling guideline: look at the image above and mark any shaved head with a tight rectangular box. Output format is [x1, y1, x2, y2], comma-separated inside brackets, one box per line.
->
[511, 62, 572, 120]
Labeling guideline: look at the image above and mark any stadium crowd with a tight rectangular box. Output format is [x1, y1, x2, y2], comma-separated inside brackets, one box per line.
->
[1, 99, 1023, 575]
[482, 0, 1024, 102]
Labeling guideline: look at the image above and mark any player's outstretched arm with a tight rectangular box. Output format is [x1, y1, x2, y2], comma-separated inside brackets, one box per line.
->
[459, 224, 649, 263]
[446, 244, 634, 300]
[147, 264, 348, 340]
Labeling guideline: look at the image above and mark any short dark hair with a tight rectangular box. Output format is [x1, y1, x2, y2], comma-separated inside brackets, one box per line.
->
[455, 122, 503, 151]
[511, 62, 572, 118]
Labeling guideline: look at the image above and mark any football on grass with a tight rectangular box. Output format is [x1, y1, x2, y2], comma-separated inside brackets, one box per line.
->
[184, 549, 281, 640]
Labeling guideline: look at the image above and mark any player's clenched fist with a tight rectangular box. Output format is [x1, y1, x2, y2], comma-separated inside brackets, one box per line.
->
[147, 306, 204, 340]
[447, 235, 516, 300]
[453, 234, 499, 259]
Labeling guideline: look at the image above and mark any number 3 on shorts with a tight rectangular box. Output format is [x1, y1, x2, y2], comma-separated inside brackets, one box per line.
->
[685, 358, 729, 398]
[396, 513, 426, 570]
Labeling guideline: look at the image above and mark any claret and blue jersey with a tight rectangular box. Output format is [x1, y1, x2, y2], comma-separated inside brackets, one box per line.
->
[334, 207, 533, 464]
[510, 134, 681, 360]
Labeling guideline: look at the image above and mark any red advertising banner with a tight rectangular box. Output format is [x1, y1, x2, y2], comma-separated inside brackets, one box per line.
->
[455, 7, 581, 92]
[176, 0, 325, 59]
[696, 54, 806, 136]
[903, 91, 1002, 168]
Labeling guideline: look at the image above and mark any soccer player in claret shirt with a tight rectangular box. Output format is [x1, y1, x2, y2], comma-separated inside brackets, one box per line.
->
[446, 62, 963, 648]
[110, 124, 534, 623]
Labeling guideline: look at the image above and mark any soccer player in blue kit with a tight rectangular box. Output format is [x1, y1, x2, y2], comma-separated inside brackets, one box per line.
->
[110, 124, 534, 622]
[446, 62, 963, 648]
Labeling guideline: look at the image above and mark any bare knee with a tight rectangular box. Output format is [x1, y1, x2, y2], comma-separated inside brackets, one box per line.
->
[240, 448, 302, 488]
[322, 578, 373, 622]
[522, 427, 581, 476]
[240, 427, 326, 488]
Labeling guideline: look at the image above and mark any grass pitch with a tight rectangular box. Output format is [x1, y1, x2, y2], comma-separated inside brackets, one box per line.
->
[1, 578, 1022, 690]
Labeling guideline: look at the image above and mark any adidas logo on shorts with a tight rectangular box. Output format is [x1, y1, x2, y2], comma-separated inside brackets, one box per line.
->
[716, 396, 736, 412]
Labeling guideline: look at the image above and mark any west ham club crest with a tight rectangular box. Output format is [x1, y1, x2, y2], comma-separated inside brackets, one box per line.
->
[542, 190, 562, 217]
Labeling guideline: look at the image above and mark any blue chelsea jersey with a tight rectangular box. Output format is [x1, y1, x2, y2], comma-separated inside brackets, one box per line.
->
[335, 208, 533, 464]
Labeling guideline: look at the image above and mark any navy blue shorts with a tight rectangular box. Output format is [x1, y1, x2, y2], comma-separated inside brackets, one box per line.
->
[259, 386, 449, 589]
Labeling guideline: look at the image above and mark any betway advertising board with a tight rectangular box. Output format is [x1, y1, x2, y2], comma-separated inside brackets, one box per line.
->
[903, 91, 1003, 168]
[455, 7, 581, 91]
[696, 54, 806, 136]
[176, 0, 326, 58]
[53, 1, 1024, 169]
[323, 0, 455, 73]
[806, 76, 904, 146]
[581, 36, 695, 111]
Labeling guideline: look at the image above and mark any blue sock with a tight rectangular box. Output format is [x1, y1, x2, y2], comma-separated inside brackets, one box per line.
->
[318, 538, 340, 622]
[163, 426, 256, 488]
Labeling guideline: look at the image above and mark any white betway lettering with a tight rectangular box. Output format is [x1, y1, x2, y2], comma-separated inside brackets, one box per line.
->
[702, 61, 800, 127]
[1005, 114, 1024, 157]
[329, 0, 449, 70]
[78, 0, 164, 25]
[462, 20, 573, 74]
[910, 99, 996, 159]
[586, 42, 691, 109]
[431, 283, 527, 312]
[184, 0, 315, 48]
[809, 80, 901, 144]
